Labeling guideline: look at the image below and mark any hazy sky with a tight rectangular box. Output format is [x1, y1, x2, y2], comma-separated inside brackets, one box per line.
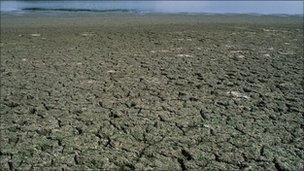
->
[152, 1, 303, 14]
[1, 1, 303, 14]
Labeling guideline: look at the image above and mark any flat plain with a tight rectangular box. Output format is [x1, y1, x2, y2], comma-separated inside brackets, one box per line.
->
[0, 12, 303, 170]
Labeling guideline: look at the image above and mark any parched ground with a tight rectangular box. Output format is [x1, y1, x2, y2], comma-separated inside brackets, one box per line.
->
[0, 13, 303, 170]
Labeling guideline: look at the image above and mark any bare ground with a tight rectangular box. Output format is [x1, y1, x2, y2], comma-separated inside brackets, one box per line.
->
[0, 13, 303, 170]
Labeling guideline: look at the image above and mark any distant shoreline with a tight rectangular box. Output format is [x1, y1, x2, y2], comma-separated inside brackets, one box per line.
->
[1, 10, 303, 18]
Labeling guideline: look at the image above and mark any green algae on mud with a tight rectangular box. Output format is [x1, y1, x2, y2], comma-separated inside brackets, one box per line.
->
[0, 13, 303, 170]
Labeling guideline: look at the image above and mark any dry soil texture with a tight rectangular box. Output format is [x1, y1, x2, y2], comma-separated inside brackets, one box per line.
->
[0, 13, 303, 170]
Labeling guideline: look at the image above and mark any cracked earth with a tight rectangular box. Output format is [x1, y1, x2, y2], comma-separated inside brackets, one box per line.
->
[0, 13, 303, 170]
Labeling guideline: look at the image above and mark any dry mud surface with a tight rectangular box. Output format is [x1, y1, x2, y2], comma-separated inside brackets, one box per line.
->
[0, 13, 303, 170]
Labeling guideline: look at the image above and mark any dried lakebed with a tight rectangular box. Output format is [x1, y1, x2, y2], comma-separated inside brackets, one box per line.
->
[0, 14, 303, 170]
